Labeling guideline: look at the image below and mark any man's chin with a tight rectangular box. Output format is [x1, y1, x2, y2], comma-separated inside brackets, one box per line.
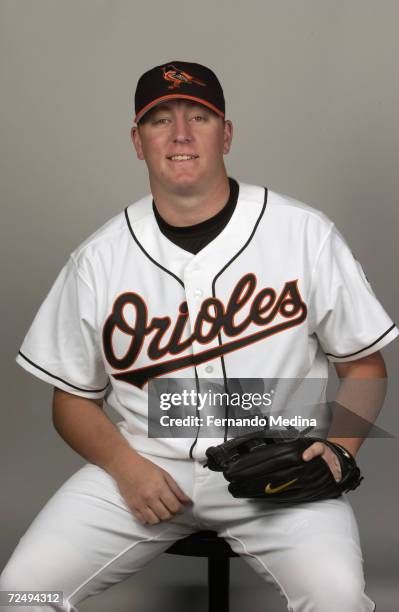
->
[150, 168, 218, 197]
[165, 175, 203, 195]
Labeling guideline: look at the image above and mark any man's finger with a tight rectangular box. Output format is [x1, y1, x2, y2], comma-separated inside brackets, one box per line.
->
[302, 443, 343, 482]
[150, 499, 174, 521]
[142, 506, 161, 525]
[160, 490, 185, 515]
[302, 441, 325, 461]
[164, 472, 192, 503]
[322, 450, 342, 482]
[133, 509, 146, 525]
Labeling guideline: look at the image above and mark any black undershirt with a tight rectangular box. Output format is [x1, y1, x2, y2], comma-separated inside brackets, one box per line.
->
[152, 177, 239, 255]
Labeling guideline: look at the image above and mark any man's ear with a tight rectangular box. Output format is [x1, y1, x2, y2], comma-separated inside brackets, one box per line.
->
[223, 120, 233, 155]
[131, 126, 145, 160]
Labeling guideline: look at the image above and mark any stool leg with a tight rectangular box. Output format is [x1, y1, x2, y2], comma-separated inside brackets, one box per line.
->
[208, 555, 230, 612]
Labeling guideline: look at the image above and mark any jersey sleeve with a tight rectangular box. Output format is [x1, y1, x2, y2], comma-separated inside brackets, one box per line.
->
[309, 225, 398, 361]
[16, 256, 110, 398]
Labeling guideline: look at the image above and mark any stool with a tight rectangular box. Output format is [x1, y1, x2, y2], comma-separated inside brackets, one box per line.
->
[165, 530, 239, 612]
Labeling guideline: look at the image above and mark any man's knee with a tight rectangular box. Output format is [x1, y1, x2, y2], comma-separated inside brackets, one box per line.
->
[0, 556, 73, 612]
[295, 569, 374, 612]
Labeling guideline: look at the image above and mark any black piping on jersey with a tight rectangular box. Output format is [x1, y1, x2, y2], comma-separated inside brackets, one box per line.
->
[124, 208, 184, 288]
[125, 206, 202, 459]
[325, 324, 396, 359]
[18, 351, 110, 394]
[124, 191, 268, 458]
[188, 367, 201, 459]
[188, 187, 268, 456]
[214, 186, 268, 443]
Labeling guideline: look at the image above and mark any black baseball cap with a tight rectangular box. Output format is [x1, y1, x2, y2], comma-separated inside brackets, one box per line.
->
[134, 61, 225, 124]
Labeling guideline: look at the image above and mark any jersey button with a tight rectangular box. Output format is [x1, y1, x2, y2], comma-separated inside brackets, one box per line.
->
[205, 365, 213, 373]
[194, 288, 203, 298]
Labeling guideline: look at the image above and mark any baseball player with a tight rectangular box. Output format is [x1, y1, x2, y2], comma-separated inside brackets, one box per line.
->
[1, 61, 397, 612]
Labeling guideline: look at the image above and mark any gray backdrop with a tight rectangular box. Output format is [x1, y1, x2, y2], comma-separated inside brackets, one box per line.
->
[1, 1, 398, 610]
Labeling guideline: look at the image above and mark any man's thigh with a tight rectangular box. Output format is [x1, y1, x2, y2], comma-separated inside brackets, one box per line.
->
[0, 458, 198, 611]
[195, 470, 374, 611]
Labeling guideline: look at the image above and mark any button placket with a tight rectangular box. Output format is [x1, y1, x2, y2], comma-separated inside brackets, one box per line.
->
[184, 264, 223, 379]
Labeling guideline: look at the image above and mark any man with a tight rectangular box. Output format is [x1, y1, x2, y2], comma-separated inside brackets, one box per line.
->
[1, 61, 397, 611]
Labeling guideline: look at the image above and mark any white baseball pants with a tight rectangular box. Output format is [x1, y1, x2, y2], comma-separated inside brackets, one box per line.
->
[0, 451, 375, 612]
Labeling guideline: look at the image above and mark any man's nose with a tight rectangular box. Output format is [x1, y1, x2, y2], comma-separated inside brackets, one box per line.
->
[171, 114, 193, 142]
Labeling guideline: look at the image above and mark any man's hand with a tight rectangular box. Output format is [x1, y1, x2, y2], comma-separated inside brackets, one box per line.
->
[111, 450, 192, 526]
[302, 353, 387, 485]
[52, 388, 192, 526]
[302, 442, 342, 482]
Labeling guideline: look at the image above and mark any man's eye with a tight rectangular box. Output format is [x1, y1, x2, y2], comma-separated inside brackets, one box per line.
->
[153, 118, 170, 124]
[192, 115, 207, 122]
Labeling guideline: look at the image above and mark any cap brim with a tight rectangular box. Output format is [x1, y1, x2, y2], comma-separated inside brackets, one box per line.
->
[134, 94, 225, 124]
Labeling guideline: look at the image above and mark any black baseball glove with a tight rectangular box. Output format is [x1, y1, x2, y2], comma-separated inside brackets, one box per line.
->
[204, 431, 363, 504]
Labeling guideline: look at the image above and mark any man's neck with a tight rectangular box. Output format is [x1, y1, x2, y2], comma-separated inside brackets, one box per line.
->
[150, 174, 231, 227]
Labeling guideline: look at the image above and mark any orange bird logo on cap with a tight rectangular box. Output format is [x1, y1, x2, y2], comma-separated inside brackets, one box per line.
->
[161, 64, 206, 90]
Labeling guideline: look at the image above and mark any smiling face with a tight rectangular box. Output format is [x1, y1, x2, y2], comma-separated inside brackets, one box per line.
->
[131, 100, 233, 197]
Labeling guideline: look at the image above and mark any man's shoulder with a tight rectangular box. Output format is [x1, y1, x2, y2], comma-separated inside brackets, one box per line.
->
[238, 180, 334, 231]
[71, 193, 152, 265]
[268, 189, 326, 218]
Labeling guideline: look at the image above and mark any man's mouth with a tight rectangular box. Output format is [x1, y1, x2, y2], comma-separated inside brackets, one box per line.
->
[167, 154, 199, 161]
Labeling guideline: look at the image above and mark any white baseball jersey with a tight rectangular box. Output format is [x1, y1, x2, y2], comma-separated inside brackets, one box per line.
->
[16, 182, 398, 460]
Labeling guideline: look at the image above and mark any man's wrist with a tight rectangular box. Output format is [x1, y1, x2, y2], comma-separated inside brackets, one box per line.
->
[105, 442, 142, 478]
[327, 437, 363, 458]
